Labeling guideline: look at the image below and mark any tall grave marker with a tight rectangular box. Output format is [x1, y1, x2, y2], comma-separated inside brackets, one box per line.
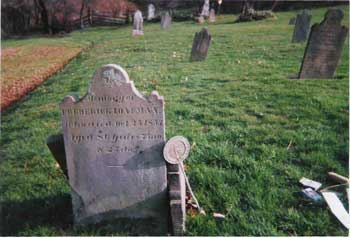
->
[292, 10, 312, 43]
[59, 64, 168, 230]
[132, 10, 144, 36]
[190, 28, 212, 61]
[298, 8, 348, 79]
[161, 12, 172, 29]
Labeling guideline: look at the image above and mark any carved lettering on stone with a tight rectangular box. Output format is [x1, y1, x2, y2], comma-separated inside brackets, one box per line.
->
[60, 64, 168, 229]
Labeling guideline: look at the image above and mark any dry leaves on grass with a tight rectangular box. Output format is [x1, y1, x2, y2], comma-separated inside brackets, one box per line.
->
[1, 45, 82, 111]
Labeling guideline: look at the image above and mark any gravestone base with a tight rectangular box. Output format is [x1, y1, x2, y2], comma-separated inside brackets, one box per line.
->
[47, 134, 186, 235]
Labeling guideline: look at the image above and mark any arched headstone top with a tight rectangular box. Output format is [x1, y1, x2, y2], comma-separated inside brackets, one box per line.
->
[58, 64, 167, 226]
[324, 8, 343, 25]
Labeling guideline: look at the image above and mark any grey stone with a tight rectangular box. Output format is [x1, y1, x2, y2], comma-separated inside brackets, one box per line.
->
[47, 134, 68, 178]
[190, 28, 212, 62]
[59, 64, 168, 230]
[200, 0, 210, 18]
[167, 163, 186, 235]
[209, 8, 216, 23]
[132, 10, 143, 36]
[292, 9, 312, 43]
[161, 12, 172, 29]
[299, 8, 348, 79]
[147, 4, 155, 21]
[198, 16, 205, 24]
[289, 17, 296, 25]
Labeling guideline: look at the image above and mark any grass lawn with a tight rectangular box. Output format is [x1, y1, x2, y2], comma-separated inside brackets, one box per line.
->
[1, 5, 349, 236]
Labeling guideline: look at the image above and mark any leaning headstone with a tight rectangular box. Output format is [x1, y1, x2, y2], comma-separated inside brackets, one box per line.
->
[209, 8, 216, 22]
[200, 0, 210, 18]
[132, 10, 143, 36]
[298, 8, 348, 79]
[147, 4, 155, 21]
[59, 64, 168, 231]
[292, 9, 312, 43]
[289, 17, 296, 25]
[161, 12, 172, 29]
[190, 28, 212, 61]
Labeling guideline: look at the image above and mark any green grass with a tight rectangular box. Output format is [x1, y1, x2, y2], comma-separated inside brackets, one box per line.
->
[1, 6, 349, 236]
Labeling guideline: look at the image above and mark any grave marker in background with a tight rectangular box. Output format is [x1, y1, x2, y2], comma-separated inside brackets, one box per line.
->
[289, 17, 296, 25]
[132, 10, 144, 36]
[298, 8, 348, 79]
[209, 9, 216, 22]
[59, 64, 168, 230]
[292, 10, 312, 43]
[161, 12, 172, 29]
[147, 4, 155, 21]
[190, 28, 212, 61]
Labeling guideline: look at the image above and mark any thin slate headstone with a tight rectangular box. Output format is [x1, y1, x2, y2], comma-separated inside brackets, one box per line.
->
[200, 0, 210, 18]
[209, 8, 216, 22]
[298, 8, 348, 79]
[59, 64, 168, 230]
[161, 12, 172, 29]
[147, 4, 155, 21]
[190, 28, 212, 62]
[292, 9, 312, 43]
[289, 17, 296, 25]
[132, 10, 143, 36]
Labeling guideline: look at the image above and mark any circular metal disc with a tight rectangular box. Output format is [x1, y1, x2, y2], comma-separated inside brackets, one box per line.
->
[163, 136, 190, 164]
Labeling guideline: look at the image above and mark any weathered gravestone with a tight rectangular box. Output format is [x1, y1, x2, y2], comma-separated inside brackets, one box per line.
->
[209, 8, 216, 23]
[132, 10, 143, 36]
[190, 28, 212, 61]
[147, 4, 155, 21]
[292, 10, 312, 43]
[289, 17, 296, 25]
[200, 0, 210, 18]
[161, 12, 172, 29]
[298, 8, 348, 79]
[197, 15, 205, 24]
[59, 64, 168, 229]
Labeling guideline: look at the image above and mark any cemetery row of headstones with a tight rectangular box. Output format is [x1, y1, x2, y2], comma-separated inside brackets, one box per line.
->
[46, 6, 348, 237]
[291, 8, 348, 79]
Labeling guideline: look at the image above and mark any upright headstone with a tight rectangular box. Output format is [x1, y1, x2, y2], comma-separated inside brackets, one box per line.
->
[298, 8, 348, 79]
[132, 10, 143, 36]
[200, 0, 210, 18]
[292, 9, 312, 43]
[289, 17, 296, 25]
[161, 12, 172, 29]
[198, 16, 205, 24]
[147, 4, 155, 21]
[59, 64, 168, 231]
[190, 28, 212, 61]
[209, 8, 216, 22]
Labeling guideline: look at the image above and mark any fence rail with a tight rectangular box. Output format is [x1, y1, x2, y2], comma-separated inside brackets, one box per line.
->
[71, 13, 127, 28]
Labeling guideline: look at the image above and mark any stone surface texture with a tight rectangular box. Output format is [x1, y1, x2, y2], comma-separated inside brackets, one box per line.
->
[59, 64, 168, 228]
[292, 9, 312, 43]
[299, 8, 348, 79]
[200, 0, 210, 17]
[289, 17, 296, 25]
[209, 8, 216, 22]
[190, 28, 212, 61]
[147, 4, 155, 21]
[161, 12, 172, 29]
[132, 10, 144, 36]
[167, 163, 186, 236]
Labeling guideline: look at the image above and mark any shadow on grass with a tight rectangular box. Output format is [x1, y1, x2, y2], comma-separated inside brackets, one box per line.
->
[2, 193, 169, 236]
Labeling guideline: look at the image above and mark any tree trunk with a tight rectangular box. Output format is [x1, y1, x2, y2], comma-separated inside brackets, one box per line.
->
[37, 0, 49, 33]
[80, 0, 86, 28]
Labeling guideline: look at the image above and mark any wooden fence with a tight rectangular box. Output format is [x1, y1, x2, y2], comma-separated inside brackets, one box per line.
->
[71, 12, 127, 28]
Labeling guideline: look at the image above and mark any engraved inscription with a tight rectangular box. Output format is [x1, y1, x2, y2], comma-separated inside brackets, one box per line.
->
[59, 64, 168, 226]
